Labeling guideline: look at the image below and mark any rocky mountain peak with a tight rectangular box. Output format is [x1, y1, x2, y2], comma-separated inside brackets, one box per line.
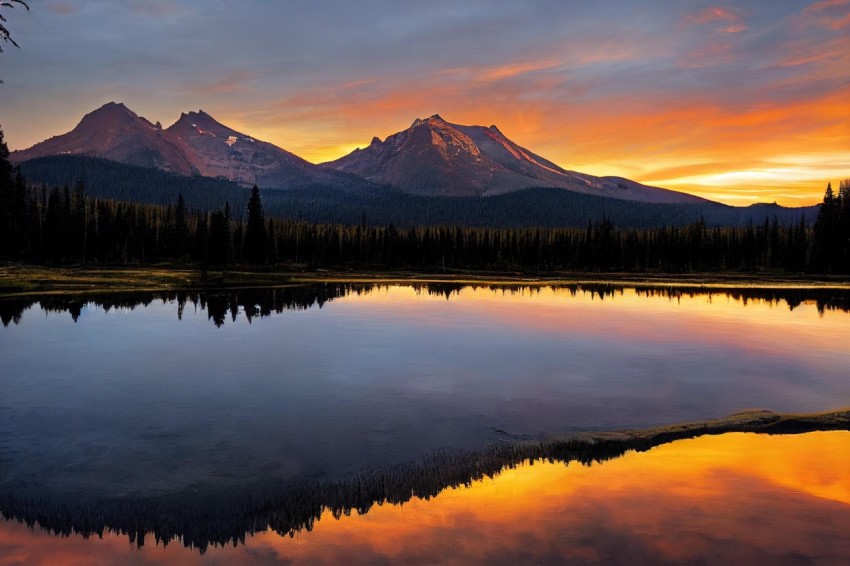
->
[411, 114, 448, 128]
[79, 101, 139, 125]
[11, 102, 342, 189]
[326, 116, 708, 203]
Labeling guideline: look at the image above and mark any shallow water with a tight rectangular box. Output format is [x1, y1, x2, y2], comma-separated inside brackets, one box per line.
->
[1, 284, 849, 500]
[2, 431, 849, 565]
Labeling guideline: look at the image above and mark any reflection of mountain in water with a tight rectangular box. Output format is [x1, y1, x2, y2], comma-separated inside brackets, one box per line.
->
[2, 283, 850, 328]
[1, 413, 847, 553]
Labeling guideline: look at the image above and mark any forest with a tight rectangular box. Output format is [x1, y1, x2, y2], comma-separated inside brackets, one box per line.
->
[2, 131, 849, 274]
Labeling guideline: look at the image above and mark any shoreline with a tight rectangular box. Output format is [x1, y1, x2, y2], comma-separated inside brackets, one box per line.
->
[2, 263, 849, 298]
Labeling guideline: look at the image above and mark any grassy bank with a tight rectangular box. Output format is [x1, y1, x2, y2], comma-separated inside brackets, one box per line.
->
[2, 263, 849, 298]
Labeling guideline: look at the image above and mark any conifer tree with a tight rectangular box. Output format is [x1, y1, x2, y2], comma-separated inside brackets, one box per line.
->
[814, 183, 838, 272]
[244, 185, 266, 264]
[0, 126, 17, 257]
[174, 193, 189, 260]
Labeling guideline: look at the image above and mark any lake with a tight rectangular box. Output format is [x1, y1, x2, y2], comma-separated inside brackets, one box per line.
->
[1, 282, 849, 563]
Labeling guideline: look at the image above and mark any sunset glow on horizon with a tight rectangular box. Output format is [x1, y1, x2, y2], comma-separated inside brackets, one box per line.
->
[2, 1, 848, 206]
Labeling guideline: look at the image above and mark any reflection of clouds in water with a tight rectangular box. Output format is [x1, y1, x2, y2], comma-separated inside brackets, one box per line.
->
[1, 432, 848, 564]
[203, 432, 850, 564]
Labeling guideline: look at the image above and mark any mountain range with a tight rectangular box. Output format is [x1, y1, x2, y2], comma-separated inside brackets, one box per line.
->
[12, 102, 705, 205]
[11, 102, 345, 189]
[10, 102, 817, 228]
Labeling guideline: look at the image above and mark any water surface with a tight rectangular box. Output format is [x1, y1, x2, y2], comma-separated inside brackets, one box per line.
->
[1, 284, 849, 501]
[2, 432, 848, 565]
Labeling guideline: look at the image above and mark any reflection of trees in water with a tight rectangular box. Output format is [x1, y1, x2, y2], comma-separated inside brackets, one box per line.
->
[195, 283, 379, 327]
[3, 283, 850, 327]
[414, 282, 850, 313]
[0, 413, 847, 554]
[0, 284, 379, 327]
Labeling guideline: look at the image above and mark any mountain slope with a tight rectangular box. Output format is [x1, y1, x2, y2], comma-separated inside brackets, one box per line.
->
[164, 109, 340, 188]
[325, 115, 707, 204]
[10, 102, 196, 174]
[10, 102, 345, 189]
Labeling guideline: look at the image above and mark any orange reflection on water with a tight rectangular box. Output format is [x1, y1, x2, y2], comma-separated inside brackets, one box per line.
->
[2, 432, 849, 565]
[338, 285, 850, 358]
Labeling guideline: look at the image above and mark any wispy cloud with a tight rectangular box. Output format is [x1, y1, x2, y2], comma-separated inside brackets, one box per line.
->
[683, 6, 748, 33]
[126, 0, 190, 20]
[180, 70, 258, 96]
[801, 0, 850, 28]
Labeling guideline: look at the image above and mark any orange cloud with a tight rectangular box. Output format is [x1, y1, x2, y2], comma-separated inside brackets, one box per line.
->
[211, 73, 849, 207]
[684, 6, 748, 33]
[482, 61, 556, 80]
[804, 0, 850, 14]
[801, 0, 850, 29]
[687, 6, 741, 24]
[181, 70, 258, 95]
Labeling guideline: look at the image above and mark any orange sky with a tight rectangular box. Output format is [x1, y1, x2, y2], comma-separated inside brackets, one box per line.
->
[220, 70, 850, 207]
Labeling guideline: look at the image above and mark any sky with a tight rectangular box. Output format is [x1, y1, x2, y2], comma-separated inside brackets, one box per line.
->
[0, 1, 848, 206]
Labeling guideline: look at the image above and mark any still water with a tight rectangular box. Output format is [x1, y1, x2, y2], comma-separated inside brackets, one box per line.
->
[2, 432, 848, 565]
[1, 283, 849, 562]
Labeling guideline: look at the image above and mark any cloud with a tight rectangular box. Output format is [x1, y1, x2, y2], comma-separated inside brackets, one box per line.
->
[180, 70, 258, 96]
[683, 6, 748, 33]
[126, 0, 189, 20]
[804, 0, 850, 13]
[801, 0, 850, 28]
[46, 3, 77, 16]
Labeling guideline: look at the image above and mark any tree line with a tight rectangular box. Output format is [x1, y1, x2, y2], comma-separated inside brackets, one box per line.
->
[1, 180, 846, 273]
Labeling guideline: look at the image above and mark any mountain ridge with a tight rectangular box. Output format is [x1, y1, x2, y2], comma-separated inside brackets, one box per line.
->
[10, 102, 342, 189]
[325, 114, 708, 204]
[12, 102, 714, 205]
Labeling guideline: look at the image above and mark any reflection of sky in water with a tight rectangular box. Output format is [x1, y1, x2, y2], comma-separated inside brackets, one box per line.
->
[1, 286, 849, 499]
[2, 432, 849, 565]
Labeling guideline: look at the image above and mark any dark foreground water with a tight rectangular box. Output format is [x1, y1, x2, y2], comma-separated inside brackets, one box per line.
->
[1, 282, 849, 563]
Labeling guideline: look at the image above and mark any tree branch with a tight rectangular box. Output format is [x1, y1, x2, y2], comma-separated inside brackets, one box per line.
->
[0, 0, 29, 53]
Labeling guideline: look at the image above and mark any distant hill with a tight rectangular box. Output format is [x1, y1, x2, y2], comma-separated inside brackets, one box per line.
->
[19, 156, 817, 228]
